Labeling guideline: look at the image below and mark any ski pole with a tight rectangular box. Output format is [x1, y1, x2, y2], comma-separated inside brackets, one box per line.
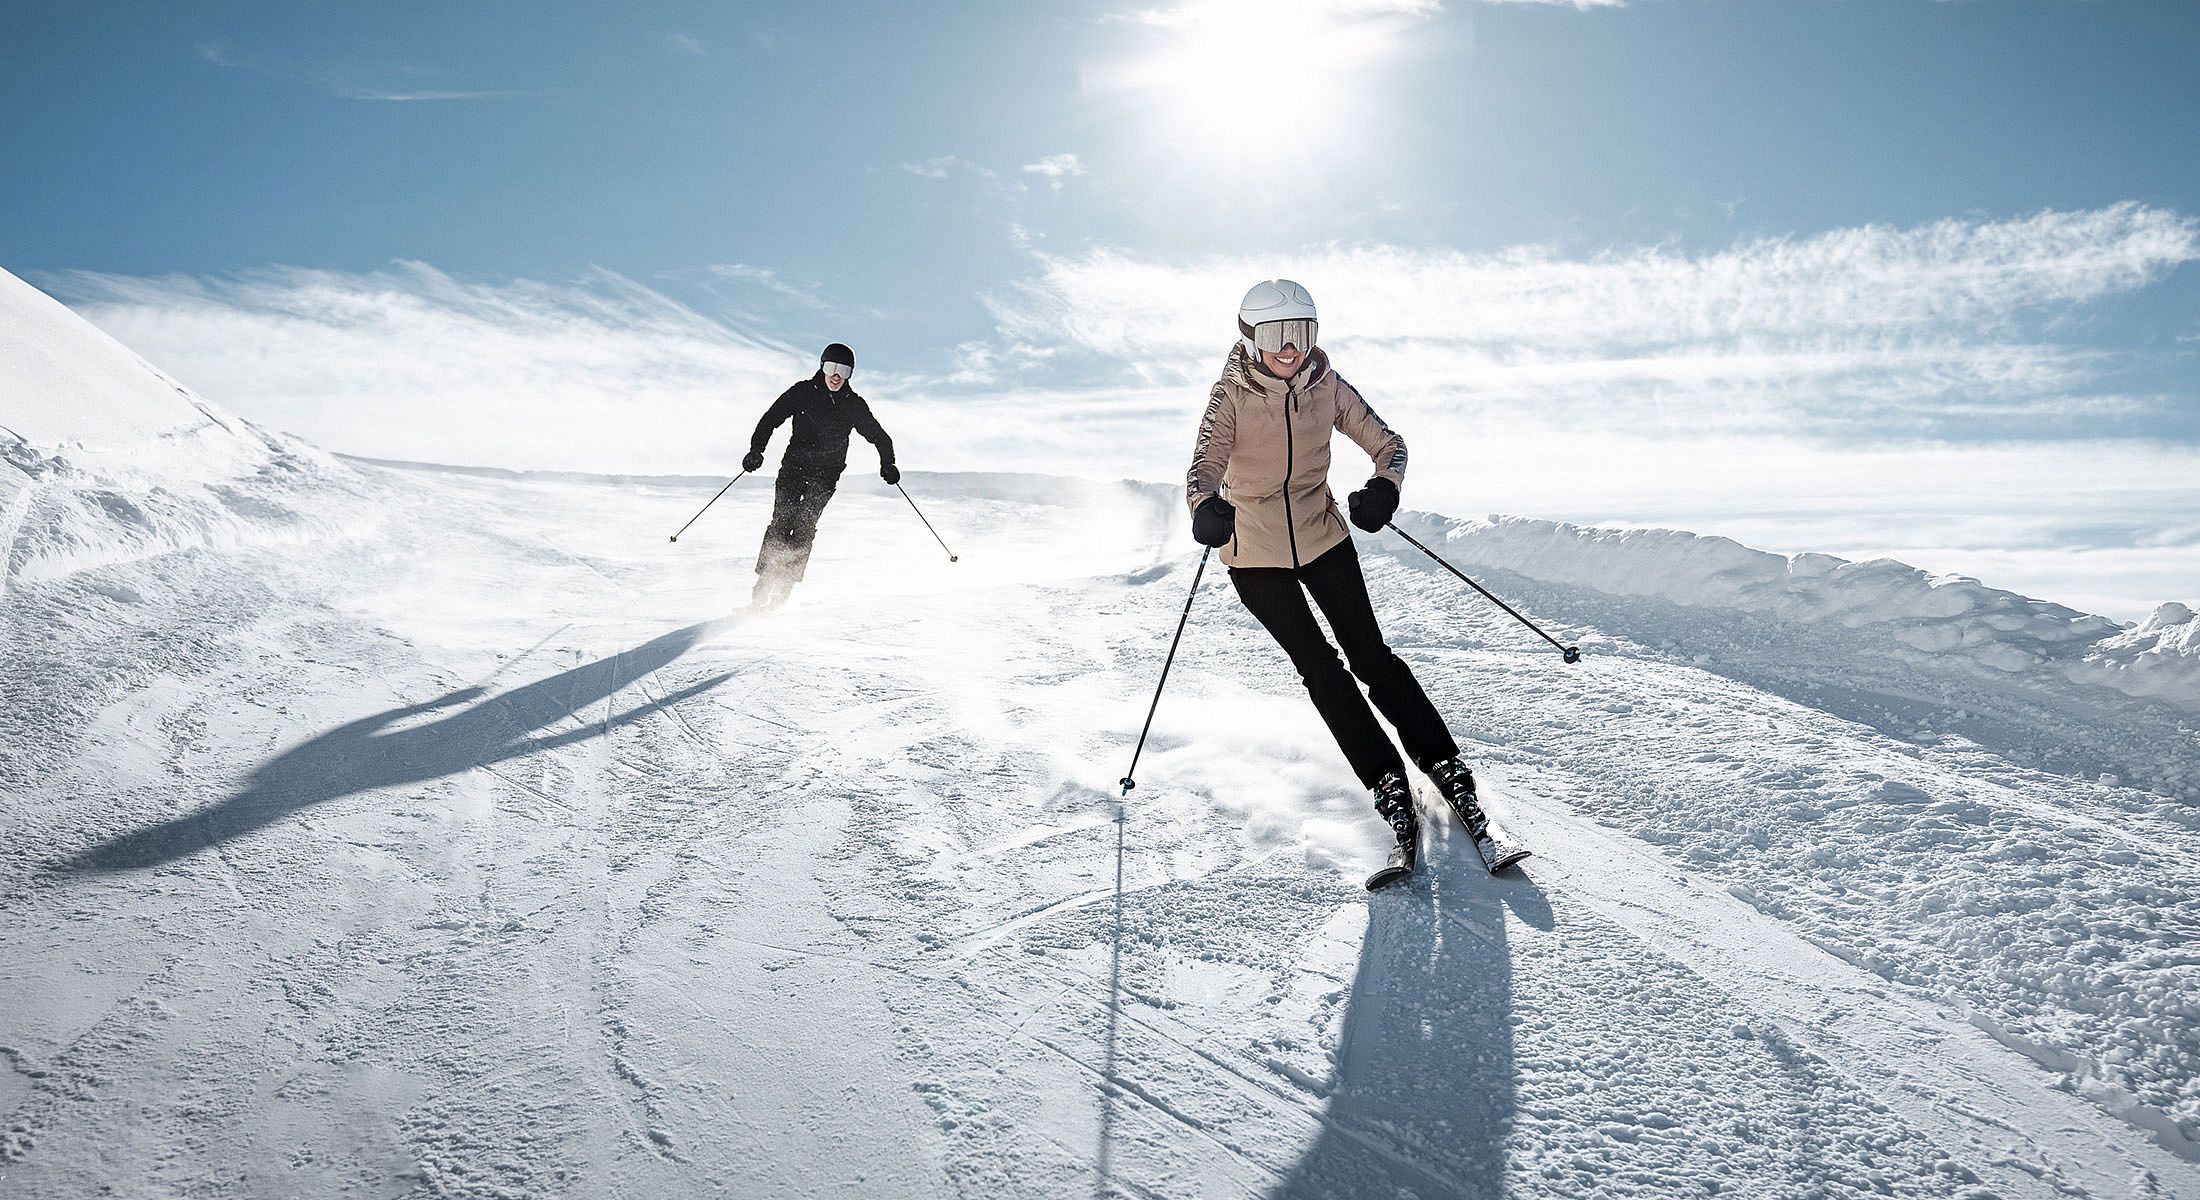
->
[896, 482, 959, 562]
[1119, 546, 1212, 797]
[668, 471, 748, 543]
[1385, 523, 1581, 664]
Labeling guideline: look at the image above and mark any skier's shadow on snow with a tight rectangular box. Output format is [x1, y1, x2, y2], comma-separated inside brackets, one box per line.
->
[1273, 857, 1555, 1200]
[65, 620, 737, 873]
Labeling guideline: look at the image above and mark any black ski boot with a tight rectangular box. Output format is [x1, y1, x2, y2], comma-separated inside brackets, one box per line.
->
[1429, 757, 1531, 874]
[1363, 772, 1421, 891]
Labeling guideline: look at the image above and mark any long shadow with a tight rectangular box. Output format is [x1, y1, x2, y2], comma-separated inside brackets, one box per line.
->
[1095, 798, 1130, 1200]
[1273, 856, 1555, 1200]
[66, 619, 736, 872]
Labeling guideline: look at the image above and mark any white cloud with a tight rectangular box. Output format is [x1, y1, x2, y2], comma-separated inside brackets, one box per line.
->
[1021, 153, 1088, 191]
[985, 203, 2200, 439]
[663, 32, 706, 57]
[707, 263, 831, 310]
[38, 205, 2200, 618]
[1475, 0, 1624, 8]
[899, 156, 995, 180]
[43, 263, 802, 475]
[194, 45, 497, 102]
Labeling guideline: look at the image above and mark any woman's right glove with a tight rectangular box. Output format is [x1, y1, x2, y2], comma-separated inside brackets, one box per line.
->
[1348, 477, 1399, 532]
[1192, 496, 1236, 547]
[742, 449, 765, 473]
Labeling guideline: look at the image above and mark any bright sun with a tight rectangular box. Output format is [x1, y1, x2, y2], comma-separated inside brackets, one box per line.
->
[1088, 0, 1418, 168]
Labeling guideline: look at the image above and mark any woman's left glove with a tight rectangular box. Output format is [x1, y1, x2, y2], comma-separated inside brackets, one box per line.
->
[1192, 496, 1236, 547]
[880, 463, 901, 486]
[1348, 477, 1398, 532]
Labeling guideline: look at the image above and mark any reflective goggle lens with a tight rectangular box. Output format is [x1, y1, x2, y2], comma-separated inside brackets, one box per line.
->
[1252, 318, 1316, 353]
[822, 361, 853, 379]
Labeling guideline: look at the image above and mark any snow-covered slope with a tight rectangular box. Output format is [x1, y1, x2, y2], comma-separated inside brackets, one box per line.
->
[0, 267, 360, 594]
[4, 292, 2198, 1197]
[4, 462, 2196, 1199]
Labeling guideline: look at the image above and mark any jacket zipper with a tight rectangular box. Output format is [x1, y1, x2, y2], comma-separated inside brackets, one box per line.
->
[1282, 386, 1300, 569]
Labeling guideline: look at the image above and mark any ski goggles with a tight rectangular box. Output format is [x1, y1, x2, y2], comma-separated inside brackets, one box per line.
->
[821, 361, 853, 379]
[1240, 317, 1317, 354]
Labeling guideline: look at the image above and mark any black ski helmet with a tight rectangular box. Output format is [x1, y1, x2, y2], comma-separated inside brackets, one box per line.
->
[821, 343, 855, 374]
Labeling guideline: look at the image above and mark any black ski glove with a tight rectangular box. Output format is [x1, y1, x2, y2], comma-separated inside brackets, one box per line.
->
[742, 449, 764, 473]
[1192, 495, 1236, 547]
[880, 463, 901, 486]
[1348, 477, 1398, 532]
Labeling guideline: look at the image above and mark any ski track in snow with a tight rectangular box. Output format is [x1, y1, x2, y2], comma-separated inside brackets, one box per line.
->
[4, 463, 2198, 1199]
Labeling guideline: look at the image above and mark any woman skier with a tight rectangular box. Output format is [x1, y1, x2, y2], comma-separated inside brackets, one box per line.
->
[742, 343, 898, 609]
[1185, 280, 1525, 888]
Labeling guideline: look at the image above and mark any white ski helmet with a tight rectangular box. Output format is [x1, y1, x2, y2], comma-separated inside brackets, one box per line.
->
[1237, 278, 1318, 357]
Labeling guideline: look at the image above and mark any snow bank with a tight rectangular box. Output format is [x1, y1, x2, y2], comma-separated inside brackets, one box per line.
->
[0, 267, 360, 592]
[1394, 512, 2200, 715]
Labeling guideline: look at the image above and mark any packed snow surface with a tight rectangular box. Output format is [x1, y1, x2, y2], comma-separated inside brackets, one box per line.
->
[6, 278, 2200, 1198]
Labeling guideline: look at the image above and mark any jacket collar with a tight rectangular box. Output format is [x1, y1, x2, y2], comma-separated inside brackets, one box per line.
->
[807, 372, 860, 404]
[1229, 342, 1330, 397]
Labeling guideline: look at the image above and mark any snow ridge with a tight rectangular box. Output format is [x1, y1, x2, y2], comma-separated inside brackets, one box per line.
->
[0, 267, 365, 592]
[1395, 511, 2200, 714]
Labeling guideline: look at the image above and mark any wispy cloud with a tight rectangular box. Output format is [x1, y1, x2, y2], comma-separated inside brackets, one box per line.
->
[1475, 0, 1624, 8]
[36, 206, 2200, 617]
[663, 32, 706, 57]
[1021, 153, 1088, 191]
[195, 43, 498, 102]
[899, 156, 999, 181]
[42, 263, 800, 473]
[707, 263, 831, 310]
[985, 203, 2200, 439]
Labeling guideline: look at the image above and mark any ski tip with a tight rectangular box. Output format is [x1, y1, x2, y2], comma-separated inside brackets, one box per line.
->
[1487, 848, 1533, 874]
[1364, 865, 1415, 892]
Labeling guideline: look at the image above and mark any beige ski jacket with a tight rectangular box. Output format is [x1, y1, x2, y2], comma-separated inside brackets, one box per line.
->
[1185, 344, 1407, 569]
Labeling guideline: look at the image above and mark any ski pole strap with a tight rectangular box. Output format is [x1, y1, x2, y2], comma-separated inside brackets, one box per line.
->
[897, 483, 959, 562]
[1385, 524, 1581, 663]
[1120, 546, 1212, 796]
[669, 470, 747, 543]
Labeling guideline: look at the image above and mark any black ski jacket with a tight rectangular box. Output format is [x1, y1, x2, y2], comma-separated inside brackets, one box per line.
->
[749, 373, 896, 478]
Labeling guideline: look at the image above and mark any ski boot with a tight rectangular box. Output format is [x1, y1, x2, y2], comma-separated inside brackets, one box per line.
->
[1429, 757, 1530, 874]
[1363, 771, 1421, 891]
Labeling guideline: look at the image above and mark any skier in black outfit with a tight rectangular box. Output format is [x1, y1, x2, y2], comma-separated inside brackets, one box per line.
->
[742, 343, 898, 609]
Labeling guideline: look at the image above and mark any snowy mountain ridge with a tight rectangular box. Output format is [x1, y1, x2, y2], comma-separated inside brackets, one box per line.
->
[1, 267, 362, 594]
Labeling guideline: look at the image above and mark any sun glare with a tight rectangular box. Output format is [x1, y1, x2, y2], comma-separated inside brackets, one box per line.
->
[1089, 0, 1418, 168]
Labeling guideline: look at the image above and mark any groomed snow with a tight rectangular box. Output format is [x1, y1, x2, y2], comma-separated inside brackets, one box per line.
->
[5, 280, 2199, 1198]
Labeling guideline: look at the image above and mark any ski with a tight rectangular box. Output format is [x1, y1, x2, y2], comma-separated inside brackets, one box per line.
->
[1472, 835, 1532, 874]
[1363, 845, 1416, 891]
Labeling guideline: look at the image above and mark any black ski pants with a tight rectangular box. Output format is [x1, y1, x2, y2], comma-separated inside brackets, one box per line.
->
[1229, 538, 1459, 790]
[757, 468, 839, 583]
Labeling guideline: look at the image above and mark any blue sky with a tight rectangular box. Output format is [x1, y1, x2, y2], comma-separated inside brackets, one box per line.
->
[4, 0, 2198, 616]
